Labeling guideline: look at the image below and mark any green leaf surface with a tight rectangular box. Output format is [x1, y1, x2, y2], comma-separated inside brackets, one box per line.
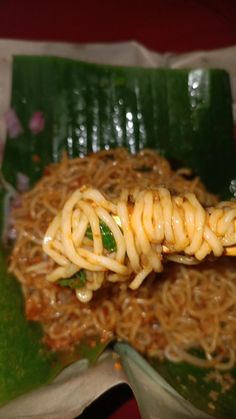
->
[0, 243, 108, 406]
[59, 269, 87, 289]
[1, 55, 236, 413]
[0, 249, 60, 405]
[151, 357, 236, 419]
[74, 339, 110, 365]
[0, 192, 108, 407]
[2, 56, 236, 197]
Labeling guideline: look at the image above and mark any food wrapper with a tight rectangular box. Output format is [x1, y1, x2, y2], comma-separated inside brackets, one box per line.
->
[0, 351, 127, 419]
[0, 40, 235, 419]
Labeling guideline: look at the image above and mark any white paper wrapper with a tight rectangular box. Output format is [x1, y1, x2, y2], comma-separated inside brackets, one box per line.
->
[115, 343, 213, 419]
[0, 351, 127, 419]
[0, 40, 235, 419]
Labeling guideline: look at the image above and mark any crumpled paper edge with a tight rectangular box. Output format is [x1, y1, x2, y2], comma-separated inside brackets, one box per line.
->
[0, 351, 127, 419]
[115, 343, 213, 419]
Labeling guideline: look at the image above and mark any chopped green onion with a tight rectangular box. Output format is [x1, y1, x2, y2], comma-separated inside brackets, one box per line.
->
[86, 220, 117, 252]
[58, 270, 86, 289]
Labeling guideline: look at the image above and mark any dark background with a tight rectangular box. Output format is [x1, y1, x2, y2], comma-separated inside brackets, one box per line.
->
[1, 1, 236, 417]
[0, 0, 236, 53]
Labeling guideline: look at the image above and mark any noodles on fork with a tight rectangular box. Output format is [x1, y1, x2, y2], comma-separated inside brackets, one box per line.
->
[42, 186, 236, 302]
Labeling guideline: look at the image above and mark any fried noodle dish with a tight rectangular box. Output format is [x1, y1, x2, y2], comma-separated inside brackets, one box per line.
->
[9, 148, 236, 370]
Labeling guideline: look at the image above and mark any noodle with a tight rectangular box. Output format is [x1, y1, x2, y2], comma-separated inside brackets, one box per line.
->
[41, 186, 236, 301]
[8, 148, 236, 370]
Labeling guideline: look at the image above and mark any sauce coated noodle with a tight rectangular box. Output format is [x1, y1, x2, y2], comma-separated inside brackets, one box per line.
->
[9, 149, 236, 370]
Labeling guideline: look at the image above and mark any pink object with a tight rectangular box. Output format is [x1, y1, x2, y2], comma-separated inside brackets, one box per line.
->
[4, 108, 23, 138]
[16, 172, 30, 192]
[7, 227, 17, 241]
[11, 195, 22, 208]
[29, 111, 45, 134]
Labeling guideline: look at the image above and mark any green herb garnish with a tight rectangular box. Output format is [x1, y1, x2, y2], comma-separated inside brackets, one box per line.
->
[59, 270, 86, 289]
[86, 221, 117, 252]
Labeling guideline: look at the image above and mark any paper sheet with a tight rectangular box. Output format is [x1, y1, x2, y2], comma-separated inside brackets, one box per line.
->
[0, 352, 127, 419]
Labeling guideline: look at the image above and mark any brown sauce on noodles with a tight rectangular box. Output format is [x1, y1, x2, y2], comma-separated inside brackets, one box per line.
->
[9, 148, 236, 369]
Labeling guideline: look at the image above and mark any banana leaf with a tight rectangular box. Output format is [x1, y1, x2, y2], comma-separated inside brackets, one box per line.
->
[0, 246, 59, 405]
[0, 197, 107, 407]
[150, 355, 236, 419]
[1, 55, 236, 416]
[2, 56, 235, 197]
[0, 224, 107, 406]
